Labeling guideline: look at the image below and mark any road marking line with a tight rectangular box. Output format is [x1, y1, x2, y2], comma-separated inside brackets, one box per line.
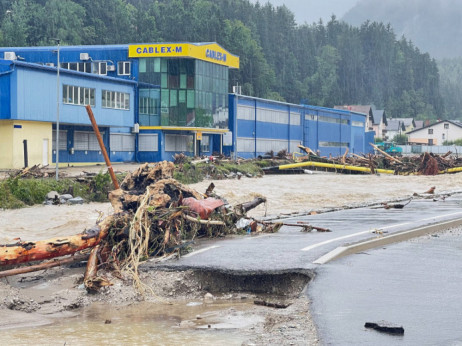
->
[301, 221, 413, 252]
[301, 211, 462, 251]
[421, 211, 462, 221]
[302, 211, 462, 253]
[182, 245, 219, 258]
[301, 230, 371, 252]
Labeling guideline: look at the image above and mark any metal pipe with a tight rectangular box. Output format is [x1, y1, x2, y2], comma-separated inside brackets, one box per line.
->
[279, 161, 395, 175]
[55, 39, 60, 181]
[23, 140, 28, 168]
[85, 105, 120, 189]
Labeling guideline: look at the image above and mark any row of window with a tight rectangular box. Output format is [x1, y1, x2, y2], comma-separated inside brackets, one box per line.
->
[238, 106, 301, 126]
[306, 114, 352, 125]
[319, 141, 349, 147]
[237, 137, 300, 153]
[52, 131, 213, 153]
[60, 61, 131, 76]
[63, 85, 96, 107]
[63, 85, 130, 110]
[102, 90, 130, 110]
[318, 116, 349, 125]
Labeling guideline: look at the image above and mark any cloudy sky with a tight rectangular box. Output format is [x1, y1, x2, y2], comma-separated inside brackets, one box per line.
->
[258, 0, 360, 24]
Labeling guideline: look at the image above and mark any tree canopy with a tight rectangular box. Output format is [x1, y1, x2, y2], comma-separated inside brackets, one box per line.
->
[0, 0, 447, 119]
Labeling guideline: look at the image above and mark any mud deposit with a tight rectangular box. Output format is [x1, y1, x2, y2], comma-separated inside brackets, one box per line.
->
[0, 267, 318, 345]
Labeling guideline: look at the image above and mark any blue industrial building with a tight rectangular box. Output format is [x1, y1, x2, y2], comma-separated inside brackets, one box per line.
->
[0, 42, 373, 169]
[229, 95, 373, 159]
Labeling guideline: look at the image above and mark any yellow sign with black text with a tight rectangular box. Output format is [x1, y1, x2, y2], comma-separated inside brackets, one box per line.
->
[128, 43, 239, 69]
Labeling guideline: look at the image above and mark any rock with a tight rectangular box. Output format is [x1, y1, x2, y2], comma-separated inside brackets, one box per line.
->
[67, 197, 84, 205]
[46, 191, 59, 200]
[59, 194, 73, 201]
[204, 292, 214, 300]
[365, 321, 404, 335]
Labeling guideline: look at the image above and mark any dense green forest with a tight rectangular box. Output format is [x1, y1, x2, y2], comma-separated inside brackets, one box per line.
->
[0, 0, 447, 120]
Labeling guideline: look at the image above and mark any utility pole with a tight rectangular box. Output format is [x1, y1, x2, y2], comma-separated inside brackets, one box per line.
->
[52, 39, 60, 181]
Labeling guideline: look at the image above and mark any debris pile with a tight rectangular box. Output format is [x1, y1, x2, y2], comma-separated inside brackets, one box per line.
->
[9, 164, 56, 179]
[270, 145, 462, 175]
[0, 162, 279, 292]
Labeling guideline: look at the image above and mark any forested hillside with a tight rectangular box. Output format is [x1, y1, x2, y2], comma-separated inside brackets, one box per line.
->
[0, 0, 445, 119]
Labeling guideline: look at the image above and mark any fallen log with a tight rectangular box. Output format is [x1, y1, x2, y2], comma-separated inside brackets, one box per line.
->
[370, 143, 403, 164]
[0, 216, 116, 266]
[0, 253, 89, 278]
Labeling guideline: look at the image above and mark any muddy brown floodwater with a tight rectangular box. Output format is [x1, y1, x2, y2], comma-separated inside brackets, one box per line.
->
[1, 168, 462, 345]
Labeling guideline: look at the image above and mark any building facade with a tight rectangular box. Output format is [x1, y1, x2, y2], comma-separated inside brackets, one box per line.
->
[407, 120, 462, 145]
[0, 42, 373, 169]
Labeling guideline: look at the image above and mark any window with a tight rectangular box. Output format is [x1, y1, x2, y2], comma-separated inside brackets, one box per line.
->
[74, 131, 104, 151]
[102, 90, 130, 110]
[318, 116, 349, 125]
[110, 134, 135, 152]
[52, 130, 67, 150]
[118, 61, 131, 76]
[201, 135, 210, 152]
[62, 85, 95, 106]
[92, 62, 107, 75]
[165, 134, 193, 152]
[428, 129, 434, 134]
[139, 134, 159, 152]
[319, 141, 349, 147]
[61, 62, 91, 73]
[444, 123, 449, 129]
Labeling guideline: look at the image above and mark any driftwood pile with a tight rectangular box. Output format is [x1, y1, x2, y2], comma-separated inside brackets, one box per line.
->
[8, 164, 56, 179]
[302, 146, 462, 175]
[0, 162, 279, 292]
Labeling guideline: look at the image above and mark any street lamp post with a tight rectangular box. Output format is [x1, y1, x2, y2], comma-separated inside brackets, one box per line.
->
[52, 39, 60, 181]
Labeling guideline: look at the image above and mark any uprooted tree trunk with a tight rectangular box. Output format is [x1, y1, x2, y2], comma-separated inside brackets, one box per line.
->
[0, 216, 118, 266]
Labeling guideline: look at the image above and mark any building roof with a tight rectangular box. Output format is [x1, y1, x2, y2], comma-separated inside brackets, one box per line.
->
[386, 119, 406, 132]
[334, 105, 372, 116]
[0, 59, 136, 85]
[414, 120, 424, 129]
[391, 117, 415, 128]
[406, 119, 462, 134]
[373, 110, 387, 126]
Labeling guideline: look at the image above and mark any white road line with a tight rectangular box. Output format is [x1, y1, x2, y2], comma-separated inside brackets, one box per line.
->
[301, 222, 412, 252]
[421, 211, 462, 221]
[182, 245, 219, 258]
[301, 211, 462, 252]
[301, 230, 372, 252]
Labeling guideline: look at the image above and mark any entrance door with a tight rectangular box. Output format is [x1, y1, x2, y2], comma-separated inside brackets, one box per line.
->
[42, 139, 49, 166]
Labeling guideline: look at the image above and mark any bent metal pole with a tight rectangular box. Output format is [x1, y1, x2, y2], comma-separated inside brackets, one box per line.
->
[85, 105, 120, 189]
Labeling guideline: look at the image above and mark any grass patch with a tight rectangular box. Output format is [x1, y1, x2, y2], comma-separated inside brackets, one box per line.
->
[0, 171, 115, 209]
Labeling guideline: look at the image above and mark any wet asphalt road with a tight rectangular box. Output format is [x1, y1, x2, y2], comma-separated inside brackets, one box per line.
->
[151, 193, 462, 345]
[158, 194, 462, 272]
[310, 228, 462, 345]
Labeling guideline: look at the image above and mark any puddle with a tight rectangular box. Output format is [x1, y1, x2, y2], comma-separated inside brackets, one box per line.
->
[0, 300, 262, 345]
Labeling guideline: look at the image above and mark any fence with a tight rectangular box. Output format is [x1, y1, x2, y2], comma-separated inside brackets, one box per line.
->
[398, 145, 462, 155]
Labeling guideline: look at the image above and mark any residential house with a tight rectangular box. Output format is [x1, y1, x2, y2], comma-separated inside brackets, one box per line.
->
[385, 119, 406, 141]
[407, 120, 462, 145]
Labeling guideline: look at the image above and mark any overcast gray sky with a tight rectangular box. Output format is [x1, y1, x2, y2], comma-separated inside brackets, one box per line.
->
[257, 0, 360, 24]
